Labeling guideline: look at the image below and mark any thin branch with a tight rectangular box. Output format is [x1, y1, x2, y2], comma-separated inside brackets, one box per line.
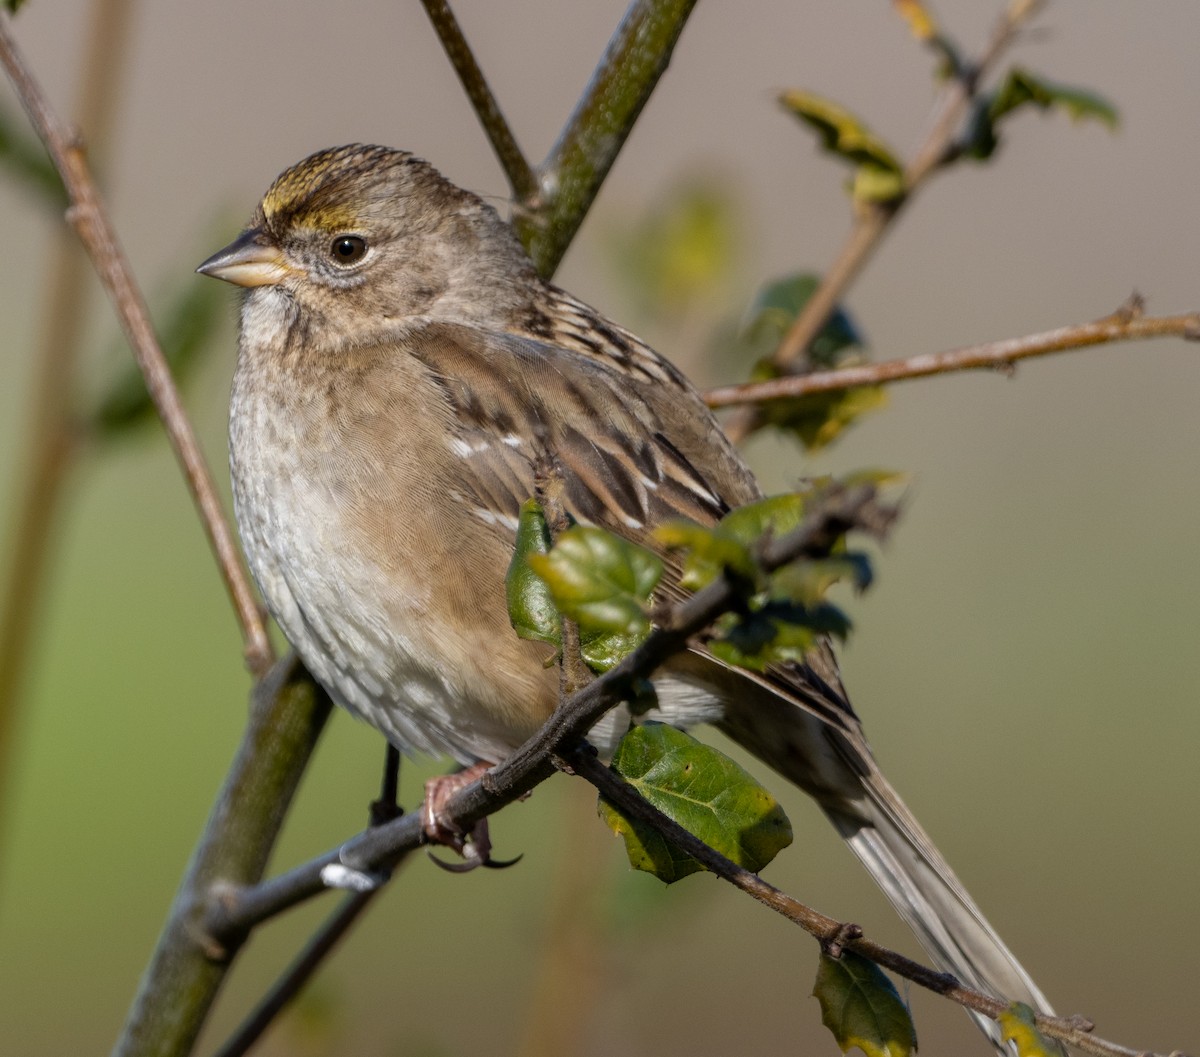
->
[418, 0, 536, 200]
[201, 485, 892, 941]
[514, 0, 699, 277]
[568, 749, 1160, 1057]
[0, 13, 275, 676]
[211, 748, 404, 1057]
[704, 303, 1200, 408]
[211, 891, 374, 1057]
[723, 0, 1044, 443]
[0, 0, 133, 870]
[111, 656, 332, 1057]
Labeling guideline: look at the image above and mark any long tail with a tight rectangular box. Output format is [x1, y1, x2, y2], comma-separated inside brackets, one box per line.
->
[704, 655, 1060, 1055]
[823, 766, 1059, 1053]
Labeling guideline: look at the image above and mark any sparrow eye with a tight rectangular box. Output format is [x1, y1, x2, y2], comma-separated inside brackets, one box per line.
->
[329, 234, 368, 265]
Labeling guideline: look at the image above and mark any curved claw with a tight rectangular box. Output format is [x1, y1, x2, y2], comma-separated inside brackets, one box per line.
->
[481, 851, 523, 870]
[428, 849, 486, 873]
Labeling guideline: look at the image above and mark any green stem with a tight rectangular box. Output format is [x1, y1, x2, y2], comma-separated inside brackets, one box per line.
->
[516, 0, 698, 277]
[111, 657, 332, 1057]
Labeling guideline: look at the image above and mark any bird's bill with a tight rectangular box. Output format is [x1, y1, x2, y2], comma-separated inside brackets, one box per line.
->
[196, 228, 297, 288]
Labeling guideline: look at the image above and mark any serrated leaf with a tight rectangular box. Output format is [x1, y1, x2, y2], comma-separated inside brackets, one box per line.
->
[780, 90, 904, 177]
[506, 499, 561, 648]
[814, 950, 917, 1057]
[528, 525, 662, 637]
[598, 723, 793, 883]
[93, 277, 226, 436]
[0, 106, 65, 205]
[998, 1002, 1060, 1057]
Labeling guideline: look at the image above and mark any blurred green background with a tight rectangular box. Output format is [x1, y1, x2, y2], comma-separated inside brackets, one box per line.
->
[1, 2, 1198, 1055]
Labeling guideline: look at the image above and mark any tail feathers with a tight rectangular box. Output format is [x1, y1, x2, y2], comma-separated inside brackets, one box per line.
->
[827, 773, 1062, 1054]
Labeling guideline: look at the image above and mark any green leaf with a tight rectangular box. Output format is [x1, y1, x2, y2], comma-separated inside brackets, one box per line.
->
[656, 492, 813, 590]
[598, 723, 793, 883]
[998, 1002, 1060, 1057]
[657, 487, 874, 670]
[814, 950, 917, 1057]
[740, 273, 863, 369]
[764, 383, 889, 452]
[965, 67, 1118, 161]
[990, 68, 1118, 128]
[0, 106, 65, 205]
[779, 90, 906, 205]
[506, 500, 562, 648]
[528, 524, 662, 638]
[92, 277, 227, 436]
[728, 273, 883, 450]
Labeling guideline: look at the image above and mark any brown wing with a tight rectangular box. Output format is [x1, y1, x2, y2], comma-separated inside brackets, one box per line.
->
[402, 319, 863, 745]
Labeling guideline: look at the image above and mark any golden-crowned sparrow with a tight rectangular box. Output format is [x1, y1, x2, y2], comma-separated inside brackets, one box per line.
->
[199, 144, 1054, 1048]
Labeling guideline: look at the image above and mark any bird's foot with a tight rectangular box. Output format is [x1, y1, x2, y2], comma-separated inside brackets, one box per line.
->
[423, 763, 522, 872]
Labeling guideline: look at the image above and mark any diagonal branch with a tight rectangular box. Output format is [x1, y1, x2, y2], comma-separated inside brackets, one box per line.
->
[0, 13, 274, 676]
[723, 0, 1045, 443]
[514, 0, 698, 278]
[568, 749, 1158, 1057]
[418, 0, 536, 200]
[703, 302, 1200, 409]
[0, 0, 132, 870]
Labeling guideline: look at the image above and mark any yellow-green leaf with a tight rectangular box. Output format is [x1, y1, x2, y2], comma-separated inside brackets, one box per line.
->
[814, 950, 917, 1057]
[780, 90, 904, 176]
[528, 525, 662, 637]
[998, 1002, 1060, 1057]
[780, 90, 906, 206]
[598, 723, 792, 883]
[892, 0, 937, 41]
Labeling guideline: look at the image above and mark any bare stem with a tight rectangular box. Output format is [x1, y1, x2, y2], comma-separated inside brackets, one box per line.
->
[0, 0, 134, 865]
[569, 749, 1159, 1057]
[418, 0, 536, 200]
[0, 13, 274, 675]
[723, 0, 1044, 442]
[704, 303, 1200, 408]
[210, 748, 403, 1057]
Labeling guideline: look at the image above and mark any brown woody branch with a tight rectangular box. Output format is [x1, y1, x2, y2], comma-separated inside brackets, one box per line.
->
[704, 301, 1200, 409]
[723, 0, 1045, 442]
[0, 13, 274, 676]
[568, 749, 1162, 1057]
